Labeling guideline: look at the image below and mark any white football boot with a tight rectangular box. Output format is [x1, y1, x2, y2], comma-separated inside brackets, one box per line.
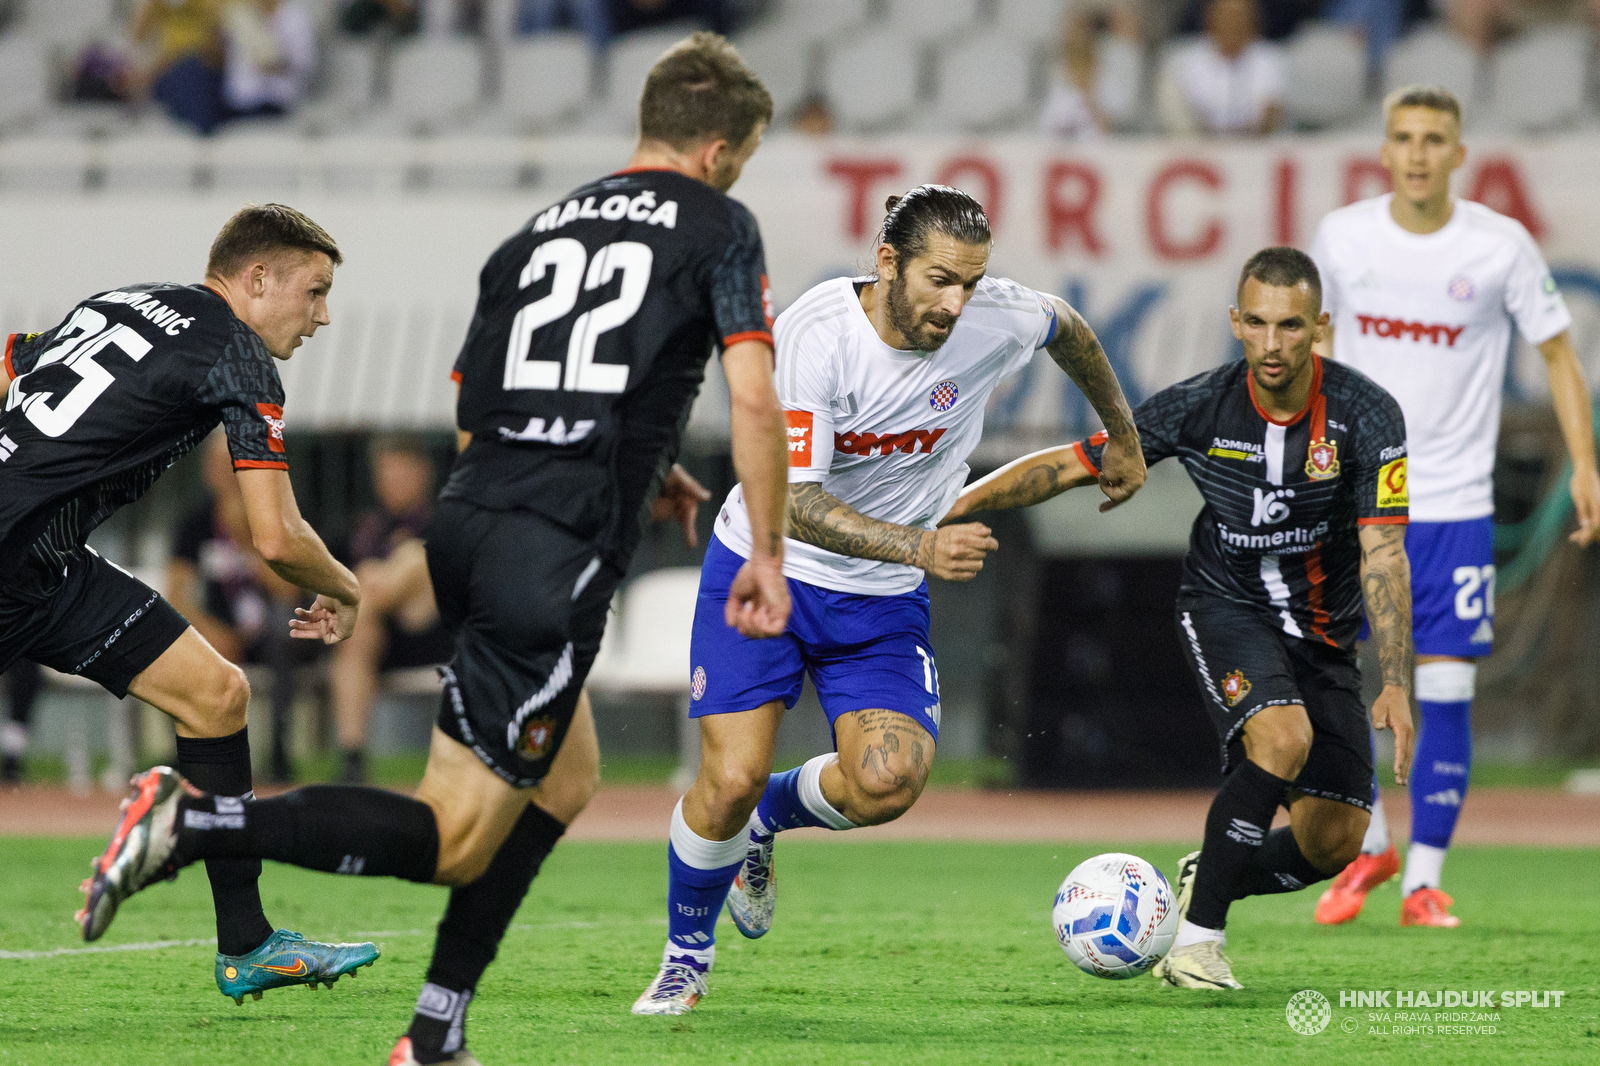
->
[725, 830, 776, 939]
[631, 952, 710, 1016]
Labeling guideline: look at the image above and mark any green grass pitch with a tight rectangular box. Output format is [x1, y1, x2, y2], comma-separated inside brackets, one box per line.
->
[2, 838, 1596, 1065]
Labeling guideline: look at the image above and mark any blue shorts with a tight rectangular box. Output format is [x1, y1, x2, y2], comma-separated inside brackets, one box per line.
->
[688, 535, 941, 741]
[1360, 517, 1494, 658]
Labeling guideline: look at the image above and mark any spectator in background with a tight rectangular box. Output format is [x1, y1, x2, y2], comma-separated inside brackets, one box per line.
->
[330, 435, 451, 784]
[793, 95, 834, 135]
[1, 663, 41, 785]
[132, 0, 228, 134]
[1447, 0, 1600, 50]
[222, 0, 317, 121]
[519, 0, 611, 47]
[1160, 0, 1284, 136]
[340, 0, 419, 35]
[610, 0, 737, 36]
[168, 432, 311, 781]
[1040, 2, 1143, 139]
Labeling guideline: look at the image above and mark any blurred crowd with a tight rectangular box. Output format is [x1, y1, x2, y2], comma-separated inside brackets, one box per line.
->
[0, 0, 1595, 138]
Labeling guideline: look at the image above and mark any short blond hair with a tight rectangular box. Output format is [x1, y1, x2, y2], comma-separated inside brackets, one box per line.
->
[1383, 85, 1462, 127]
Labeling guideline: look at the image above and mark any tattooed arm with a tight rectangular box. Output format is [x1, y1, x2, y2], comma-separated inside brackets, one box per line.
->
[1359, 522, 1416, 785]
[1042, 295, 1145, 506]
[940, 444, 1100, 524]
[787, 481, 998, 582]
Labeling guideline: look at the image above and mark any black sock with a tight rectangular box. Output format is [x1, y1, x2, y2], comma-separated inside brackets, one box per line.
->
[1232, 827, 1334, 899]
[176, 729, 274, 957]
[178, 784, 439, 883]
[1187, 760, 1291, 930]
[406, 804, 567, 1064]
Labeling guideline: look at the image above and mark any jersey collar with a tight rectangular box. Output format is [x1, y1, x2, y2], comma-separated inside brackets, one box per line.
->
[1246, 353, 1322, 427]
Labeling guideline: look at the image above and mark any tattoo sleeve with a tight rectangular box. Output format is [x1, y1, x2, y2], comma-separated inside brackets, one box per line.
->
[1044, 297, 1136, 440]
[1360, 524, 1414, 693]
[787, 482, 929, 567]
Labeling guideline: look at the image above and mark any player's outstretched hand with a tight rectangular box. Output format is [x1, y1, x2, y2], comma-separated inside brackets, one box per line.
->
[290, 594, 359, 645]
[1370, 685, 1414, 786]
[1569, 465, 1600, 546]
[652, 463, 713, 547]
[922, 522, 998, 582]
[726, 558, 790, 639]
[1096, 432, 1147, 513]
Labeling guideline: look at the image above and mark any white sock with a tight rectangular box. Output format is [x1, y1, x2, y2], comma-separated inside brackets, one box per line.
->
[668, 798, 748, 870]
[797, 753, 857, 830]
[1401, 842, 1447, 896]
[1173, 919, 1225, 950]
[1361, 794, 1390, 855]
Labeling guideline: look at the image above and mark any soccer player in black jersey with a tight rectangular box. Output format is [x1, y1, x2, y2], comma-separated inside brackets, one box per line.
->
[1, 203, 379, 997]
[86, 33, 792, 1064]
[945, 248, 1417, 989]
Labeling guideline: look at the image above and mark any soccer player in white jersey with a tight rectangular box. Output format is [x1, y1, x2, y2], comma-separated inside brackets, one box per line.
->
[1308, 86, 1600, 928]
[632, 185, 1146, 1015]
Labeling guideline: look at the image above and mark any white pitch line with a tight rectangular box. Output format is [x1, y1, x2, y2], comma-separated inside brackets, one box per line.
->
[0, 918, 667, 961]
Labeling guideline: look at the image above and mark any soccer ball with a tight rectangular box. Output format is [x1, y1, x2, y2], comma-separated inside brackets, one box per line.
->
[1051, 852, 1178, 979]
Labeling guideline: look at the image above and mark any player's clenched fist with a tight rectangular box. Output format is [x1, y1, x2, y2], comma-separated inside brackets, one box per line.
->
[725, 558, 791, 639]
[919, 522, 998, 582]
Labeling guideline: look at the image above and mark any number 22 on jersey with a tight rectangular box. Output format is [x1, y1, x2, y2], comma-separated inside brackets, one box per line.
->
[503, 238, 653, 394]
[4, 307, 152, 437]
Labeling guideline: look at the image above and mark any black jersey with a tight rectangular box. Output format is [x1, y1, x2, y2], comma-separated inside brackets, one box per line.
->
[1, 283, 287, 591]
[443, 167, 774, 564]
[1079, 357, 1409, 648]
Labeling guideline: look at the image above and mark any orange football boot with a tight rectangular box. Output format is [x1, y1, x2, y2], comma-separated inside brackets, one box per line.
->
[1400, 887, 1461, 927]
[1313, 844, 1399, 925]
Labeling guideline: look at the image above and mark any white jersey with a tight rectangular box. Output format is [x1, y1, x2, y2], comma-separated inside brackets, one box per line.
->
[716, 274, 1057, 594]
[1310, 194, 1570, 522]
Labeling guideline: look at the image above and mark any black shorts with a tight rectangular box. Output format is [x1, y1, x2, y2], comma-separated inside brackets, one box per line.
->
[381, 618, 452, 672]
[424, 499, 622, 789]
[1174, 593, 1373, 810]
[0, 547, 190, 699]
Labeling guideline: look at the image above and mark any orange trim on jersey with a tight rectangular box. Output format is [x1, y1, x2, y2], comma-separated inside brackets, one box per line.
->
[1358, 516, 1408, 525]
[722, 330, 774, 350]
[3, 333, 16, 380]
[1303, 546, 1335, 646]
[233, 459, 289, 470]
[450, 369, 463, 383]
[1071, 440, 1100, 479]
[1246, 354, 1323, 427]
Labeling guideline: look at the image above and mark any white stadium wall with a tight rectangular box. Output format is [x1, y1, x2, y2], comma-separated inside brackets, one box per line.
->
[3, 132, 1597, 449]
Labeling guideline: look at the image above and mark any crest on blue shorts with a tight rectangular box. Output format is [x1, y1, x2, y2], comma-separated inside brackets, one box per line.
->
[929, 380, 959, 412]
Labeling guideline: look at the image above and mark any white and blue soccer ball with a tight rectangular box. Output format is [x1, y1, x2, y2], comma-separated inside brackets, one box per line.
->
[1052, 852, 1178, 979]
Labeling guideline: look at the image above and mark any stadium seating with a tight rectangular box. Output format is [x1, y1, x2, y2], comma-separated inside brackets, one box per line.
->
[991, 0, 1066, 37]
[1383, 25, 1481, 109]
[822, 28, 923, 132]
[0, 34, 50, 132]
[1284, 21, 1368, 130]
[883, 0, 986, 43]
[497, 31, 594, 132]
[15, 0, 118, 47]
[933, 30, 1040, 131]
[767, 0, 872, 41]
[731, 22, 817, 123]
[387, 36, 486, 130]
[1483, 28, 1589, 133]
[596, 25, 699, 133]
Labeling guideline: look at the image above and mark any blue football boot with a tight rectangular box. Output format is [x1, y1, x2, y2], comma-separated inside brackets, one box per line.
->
[216, 929, 380, 1004]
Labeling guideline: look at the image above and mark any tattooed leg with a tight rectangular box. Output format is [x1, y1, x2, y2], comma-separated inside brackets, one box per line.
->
[824, 709, 936, 826]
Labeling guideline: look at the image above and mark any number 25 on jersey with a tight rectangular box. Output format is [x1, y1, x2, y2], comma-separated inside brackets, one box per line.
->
[503, 238, 652, 395]
[4, 307, 152, 437]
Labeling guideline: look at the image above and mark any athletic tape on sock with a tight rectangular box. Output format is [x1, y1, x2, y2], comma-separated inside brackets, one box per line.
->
[1402, 842, 1448, 896]
[668, 799, 749, 870]
[797, 753, 856, 831]
[414, 983, 472, 1054]
[1415, 661, 1475, 702]
[1361, 794, 1390, 855]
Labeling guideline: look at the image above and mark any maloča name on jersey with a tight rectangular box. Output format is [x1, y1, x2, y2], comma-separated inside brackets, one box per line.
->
[532, 189, 678, 234]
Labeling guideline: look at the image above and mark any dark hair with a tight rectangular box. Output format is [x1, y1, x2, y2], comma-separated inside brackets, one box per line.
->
[877, 184, 992, 264]
[207, 203, 342, 279]
[639, 32, 772, 150]
[1237, 246, 1321, 311]
[1383, 84, 1462, 126]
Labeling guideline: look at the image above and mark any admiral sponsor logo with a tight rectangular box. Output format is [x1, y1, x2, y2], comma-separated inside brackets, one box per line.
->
[785, 409, 813, 466]
[97, 290, 194, 336]
[255, 403, 286, 452]
[1216, 519, 1329, 552]
[834, 427, 947, 456]
[1251, 486, 1295, 526]
[1209, 437, 1265, 462]
[1377, 457, 1408, 509]
[1355, 315, 1466, 346]
[532, 189, 678, 233]
[1305, 438, 1340, 480]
